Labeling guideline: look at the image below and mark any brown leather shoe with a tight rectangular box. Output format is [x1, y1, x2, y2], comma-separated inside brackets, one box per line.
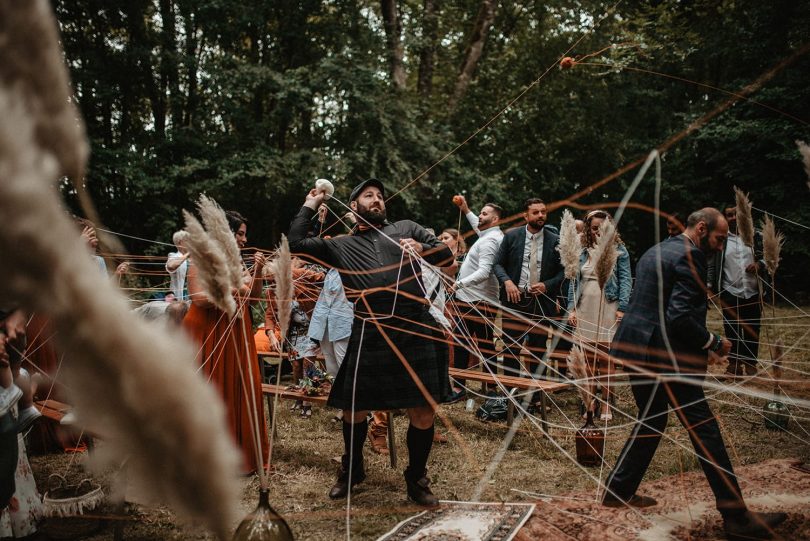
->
[328, 458, 365, 499]
[602, 493, 658, 508]
[367, 429, 389, 455]
[724, 511, 787, 540]
[404, 470, 439, 507]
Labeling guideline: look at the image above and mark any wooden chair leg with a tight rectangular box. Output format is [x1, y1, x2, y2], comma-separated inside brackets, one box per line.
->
[386, 411, 397, 469]
[540, 392, 549, 434]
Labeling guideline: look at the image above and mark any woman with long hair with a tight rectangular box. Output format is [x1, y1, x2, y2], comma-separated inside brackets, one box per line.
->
[183, 210, 269, 474]
[566, 210, 632, 421]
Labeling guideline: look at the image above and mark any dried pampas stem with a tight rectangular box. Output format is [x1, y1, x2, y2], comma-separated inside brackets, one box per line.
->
[770, 339, 784, 383]
[566, 345, 593, 411]
[761, 214, 784, 279]
[182, 210, 237, 318]
[734, 186, 755, 248]
[558, 209, 581, 280]
[592, 219, 618, 291]
[274, 236, 294, 342]
[197, 195, 244, 290]
[797, 140, 810, 190]
[0, 57, 240, 541]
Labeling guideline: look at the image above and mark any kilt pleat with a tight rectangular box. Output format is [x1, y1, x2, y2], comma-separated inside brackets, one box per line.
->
[327, 303, 450, 411]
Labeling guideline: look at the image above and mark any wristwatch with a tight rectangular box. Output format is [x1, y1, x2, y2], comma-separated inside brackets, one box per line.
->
[709, 334, 723, 352]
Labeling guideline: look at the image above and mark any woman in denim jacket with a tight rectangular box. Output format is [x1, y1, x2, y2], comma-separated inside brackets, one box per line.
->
[566, 210, 632, 421]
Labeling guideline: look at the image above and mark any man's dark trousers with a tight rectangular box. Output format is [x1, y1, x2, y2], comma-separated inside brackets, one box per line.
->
[720, 292, 761, 375]
[606, 366, 745, 515]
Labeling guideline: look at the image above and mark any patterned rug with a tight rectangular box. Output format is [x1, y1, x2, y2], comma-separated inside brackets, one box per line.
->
[514, 459, 809, 540]
[378, 501, 535, 541]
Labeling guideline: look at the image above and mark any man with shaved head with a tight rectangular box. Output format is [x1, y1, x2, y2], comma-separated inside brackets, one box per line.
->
[602, 208, 786, 540]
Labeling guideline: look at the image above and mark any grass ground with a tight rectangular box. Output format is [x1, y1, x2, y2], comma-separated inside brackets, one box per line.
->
[29, 304, 809, 540]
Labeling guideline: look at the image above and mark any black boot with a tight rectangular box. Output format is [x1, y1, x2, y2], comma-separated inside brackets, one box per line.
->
[404, 468, 439, 507]
[328, 455, 366, 499]
[723, 511, 787, 540]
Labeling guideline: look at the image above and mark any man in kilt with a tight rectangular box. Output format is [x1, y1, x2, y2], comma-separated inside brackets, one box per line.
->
[288, 178, 453, 506]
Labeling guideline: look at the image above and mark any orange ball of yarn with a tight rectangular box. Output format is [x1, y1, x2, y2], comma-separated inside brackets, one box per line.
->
[452, 195, 463, 206]
[560, 57, 575, 69]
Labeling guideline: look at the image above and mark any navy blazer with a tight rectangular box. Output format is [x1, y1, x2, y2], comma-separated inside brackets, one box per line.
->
[610, 235, 712, 372]
[493, 226, 564, 313]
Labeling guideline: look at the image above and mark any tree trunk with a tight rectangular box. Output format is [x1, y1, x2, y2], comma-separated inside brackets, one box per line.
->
[450, 0, 497, 109]
[180, 4, 199, 128]
[159, 0, 181, 131]
[126, 0, 165, 137]
[417, 0, 438, 98]
[380, 0, 406, 90]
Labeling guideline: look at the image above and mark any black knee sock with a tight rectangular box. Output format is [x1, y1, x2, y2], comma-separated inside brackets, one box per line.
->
[406, 424, 434, 478]
[342, 419, 367, 469]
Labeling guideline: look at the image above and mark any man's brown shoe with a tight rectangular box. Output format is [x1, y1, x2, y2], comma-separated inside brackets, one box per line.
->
[328, 458, 366, 499]
[367, 430, 389, 455]
[724, 511, 787, 540]
[405, 470, 439, 507]
[602, 493, 658, 508]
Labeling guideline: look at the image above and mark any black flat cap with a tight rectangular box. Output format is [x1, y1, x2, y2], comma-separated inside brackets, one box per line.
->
[350, 178, 386, 202]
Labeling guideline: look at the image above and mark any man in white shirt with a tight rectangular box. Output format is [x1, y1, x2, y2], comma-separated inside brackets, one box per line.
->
[448, 196, 504, 400]
[707, 205, 767, 377]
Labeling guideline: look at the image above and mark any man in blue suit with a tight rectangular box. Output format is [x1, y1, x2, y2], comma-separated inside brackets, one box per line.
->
[603, 208, 786, 541]
[493, 198, 565, 390]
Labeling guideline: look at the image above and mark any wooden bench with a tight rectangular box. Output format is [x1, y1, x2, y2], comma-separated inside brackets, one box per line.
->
[34, 399, 71, 423]
[448, 367, 569, 431]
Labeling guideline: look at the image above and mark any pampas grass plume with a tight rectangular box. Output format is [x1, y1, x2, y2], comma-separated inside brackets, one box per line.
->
[592, 219, 618, 291]
[796, 140, 810, 190]
[761, 214, 784, 279]
[274, 235, 294, 341]
[566, 345, 592, 410]
[734, 186, 755, 248]
[0, 68, 241, 538]
[182, 210, 237, 317]
[558, 209, 581, 280]
[197, 195, 244, 290]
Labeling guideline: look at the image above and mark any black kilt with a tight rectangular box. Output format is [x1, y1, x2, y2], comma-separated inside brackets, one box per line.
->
[327, 302, 450, 411]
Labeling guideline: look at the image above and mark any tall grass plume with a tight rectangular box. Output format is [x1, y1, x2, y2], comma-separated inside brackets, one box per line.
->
[0, 43, 241, 540]
[197, 194, 244, 290]
[558, 209, 581, 280]
[734, 186, 755, 248]
[591, 219, 618, 291]
[567, 345, 593, 411]
[761, 214, 784, 279]
[182, 210, 237, 317]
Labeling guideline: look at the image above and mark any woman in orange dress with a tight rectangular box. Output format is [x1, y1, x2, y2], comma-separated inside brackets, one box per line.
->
[183, 211, 269, 474]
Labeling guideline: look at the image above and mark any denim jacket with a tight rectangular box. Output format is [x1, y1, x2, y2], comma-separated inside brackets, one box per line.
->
[566, 244, 632, 313]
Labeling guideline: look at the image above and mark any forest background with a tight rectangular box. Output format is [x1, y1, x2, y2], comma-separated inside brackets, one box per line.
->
[54, 0, 810, 297]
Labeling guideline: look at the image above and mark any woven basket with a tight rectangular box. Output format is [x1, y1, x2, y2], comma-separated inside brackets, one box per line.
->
[43, 474, 105, 517]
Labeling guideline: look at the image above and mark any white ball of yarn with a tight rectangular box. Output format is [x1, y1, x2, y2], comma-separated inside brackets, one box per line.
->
[315, 178, 334, 200]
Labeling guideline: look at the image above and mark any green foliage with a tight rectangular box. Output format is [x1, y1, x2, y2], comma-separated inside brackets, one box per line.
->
[55, 0, 810, 295]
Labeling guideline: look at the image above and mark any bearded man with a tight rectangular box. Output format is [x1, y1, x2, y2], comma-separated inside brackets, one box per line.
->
[288, 178, 453, 506]
[602, 208, 786, 541]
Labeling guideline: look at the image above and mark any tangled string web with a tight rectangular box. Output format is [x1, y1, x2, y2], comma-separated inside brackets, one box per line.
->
[5, 1, 809, 540]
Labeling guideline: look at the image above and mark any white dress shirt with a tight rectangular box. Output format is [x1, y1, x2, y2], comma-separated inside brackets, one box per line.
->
[518, 226, 544, 289]
[455, 211, 504, 304]
[722, 232, 758, 299]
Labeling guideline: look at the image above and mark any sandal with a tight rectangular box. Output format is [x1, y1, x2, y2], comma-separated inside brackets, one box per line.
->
[290, 399, 302, 411]
[300, 405, 312, 419]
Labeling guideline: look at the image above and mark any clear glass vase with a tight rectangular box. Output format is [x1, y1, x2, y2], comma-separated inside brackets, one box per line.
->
[232, 489, 294, 541]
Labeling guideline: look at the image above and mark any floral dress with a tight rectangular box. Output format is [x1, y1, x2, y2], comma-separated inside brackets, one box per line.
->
[0, 407, 44, 537]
